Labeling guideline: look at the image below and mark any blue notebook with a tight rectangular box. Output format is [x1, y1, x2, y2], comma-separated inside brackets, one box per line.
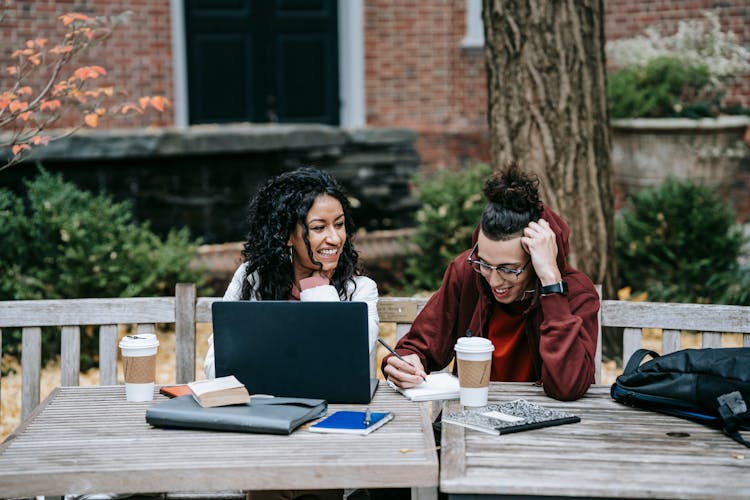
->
[309, 410, 393, 435]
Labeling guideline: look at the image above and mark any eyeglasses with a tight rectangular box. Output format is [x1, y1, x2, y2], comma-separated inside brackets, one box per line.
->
[466, 242, 530, 280]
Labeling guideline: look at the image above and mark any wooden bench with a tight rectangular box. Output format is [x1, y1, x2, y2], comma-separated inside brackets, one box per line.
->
[2, 284, 750, 425]
[0, 284, 199, 420]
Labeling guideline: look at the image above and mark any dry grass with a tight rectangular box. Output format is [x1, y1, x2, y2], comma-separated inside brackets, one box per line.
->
[2, 325, 744, 442]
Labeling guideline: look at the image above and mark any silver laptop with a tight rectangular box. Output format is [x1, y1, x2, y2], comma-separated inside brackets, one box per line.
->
[212, 301, 377, 404]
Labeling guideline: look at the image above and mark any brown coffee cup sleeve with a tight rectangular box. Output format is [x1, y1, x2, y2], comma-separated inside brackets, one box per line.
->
[457, 358, 491, 388]
[123, 355, 156, 384]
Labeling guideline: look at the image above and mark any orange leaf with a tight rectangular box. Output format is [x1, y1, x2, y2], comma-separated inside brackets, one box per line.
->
[138, 96, 149, 109]
[18, 111, 34, 121]
[31, 135, 50, 146]
[52, 82, 68, 95]
[17, 86, 33, 96]
[40, 99, 62, 111]
[9, 100, 28, 113]
[119, 103, 143, 115]
[49, 45, 73, 55]
[7, 66, 17, 75]
[84, 113, 99, 127]
[0, 92, 14, 109]
[149, 96, 169, 112]
[25, 40, 34, 49]
[12, 144, 31, 155]
[35, 38, 48, 48]
[73, 66, 107, 80]
[59, 13, 92, 27]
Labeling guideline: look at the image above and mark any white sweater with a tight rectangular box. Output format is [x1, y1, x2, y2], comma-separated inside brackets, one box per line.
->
[203, 264, 380, 378]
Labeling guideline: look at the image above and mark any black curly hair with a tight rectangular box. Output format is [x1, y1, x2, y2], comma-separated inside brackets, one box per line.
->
[480, 162, 543, 241]
[239, 167, 360, 300]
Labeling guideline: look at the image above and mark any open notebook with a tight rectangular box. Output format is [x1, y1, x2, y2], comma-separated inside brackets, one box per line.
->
[387, 372, 460, 401]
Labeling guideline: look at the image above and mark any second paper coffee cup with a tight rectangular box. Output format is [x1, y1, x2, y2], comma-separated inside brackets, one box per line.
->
[455, 336, 494, 406]
[119, 333, 159, 402]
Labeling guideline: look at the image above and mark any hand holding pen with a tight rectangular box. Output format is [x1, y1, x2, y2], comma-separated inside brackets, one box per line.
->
[378, 338, 428, 387]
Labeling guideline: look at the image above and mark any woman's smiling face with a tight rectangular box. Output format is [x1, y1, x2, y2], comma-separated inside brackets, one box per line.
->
[288, 194, 346, 281]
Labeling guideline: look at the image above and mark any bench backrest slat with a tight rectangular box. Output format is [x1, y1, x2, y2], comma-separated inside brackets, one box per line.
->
[0, 297, 176, 327]
[99, 324, 118, 385]
[60, 326, 80, 387]
[21, 327, 41, 419]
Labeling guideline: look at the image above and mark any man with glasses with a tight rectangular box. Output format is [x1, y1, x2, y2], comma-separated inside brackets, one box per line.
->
[382, 163, 599, 401]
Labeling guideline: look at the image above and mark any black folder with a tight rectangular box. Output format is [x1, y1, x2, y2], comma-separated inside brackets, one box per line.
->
[146, 395, 327, 435]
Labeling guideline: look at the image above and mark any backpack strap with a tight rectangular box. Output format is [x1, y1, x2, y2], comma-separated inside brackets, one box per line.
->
[622, 349, 660, 375]
[717, 391, 750, 449]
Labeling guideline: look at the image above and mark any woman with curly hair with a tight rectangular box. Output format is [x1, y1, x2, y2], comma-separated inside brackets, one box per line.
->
[382, 163, 599, 401]
[204, 167, 378, 380]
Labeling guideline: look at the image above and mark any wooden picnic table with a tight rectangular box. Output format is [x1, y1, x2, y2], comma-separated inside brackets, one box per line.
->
[440, 382, 750, 499]
[0, 384, 438, 499]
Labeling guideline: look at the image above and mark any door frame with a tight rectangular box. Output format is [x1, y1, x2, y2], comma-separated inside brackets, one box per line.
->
[170, 0, 364, 128]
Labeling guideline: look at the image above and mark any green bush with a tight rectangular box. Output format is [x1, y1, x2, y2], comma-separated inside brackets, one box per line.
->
[607, 56, 720, 119]
[615, 177, 749, 304]
[0, 168, 207, 370]
[401, 163, 491, 293]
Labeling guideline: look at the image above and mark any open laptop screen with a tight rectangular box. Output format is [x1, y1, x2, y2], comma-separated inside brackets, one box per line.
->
[212, 301, 377, 404]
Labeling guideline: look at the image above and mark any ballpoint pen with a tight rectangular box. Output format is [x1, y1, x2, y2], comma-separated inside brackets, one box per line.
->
[377, 338, 427, 382]
[363, 407, 371, 427]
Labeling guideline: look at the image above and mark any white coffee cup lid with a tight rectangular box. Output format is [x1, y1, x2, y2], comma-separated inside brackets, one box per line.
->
[118, 333, 159, 349]
[455, 336, 494, 353]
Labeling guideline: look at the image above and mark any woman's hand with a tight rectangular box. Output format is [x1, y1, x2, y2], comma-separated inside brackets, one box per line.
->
[521, 219, 561, 286]
[383, 353, 427, 388]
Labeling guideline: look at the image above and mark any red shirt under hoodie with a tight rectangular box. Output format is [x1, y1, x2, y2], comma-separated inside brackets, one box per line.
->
[384, 205, 600, 401]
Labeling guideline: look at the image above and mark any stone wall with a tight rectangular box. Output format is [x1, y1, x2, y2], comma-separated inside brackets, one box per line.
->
[4, 124, 420, 244]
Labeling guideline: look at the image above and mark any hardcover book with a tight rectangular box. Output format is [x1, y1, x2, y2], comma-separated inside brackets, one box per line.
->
[187, 375, 250, 408]
[442, 399, 580, 435]
[309, 410, 393, 435]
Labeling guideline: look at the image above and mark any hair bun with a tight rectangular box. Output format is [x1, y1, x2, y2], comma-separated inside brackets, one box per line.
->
[482, 161, 542, 213]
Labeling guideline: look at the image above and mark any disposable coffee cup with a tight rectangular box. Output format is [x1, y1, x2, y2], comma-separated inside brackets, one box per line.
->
[455, 337, 494, 406]
[119, 333, 159, 402]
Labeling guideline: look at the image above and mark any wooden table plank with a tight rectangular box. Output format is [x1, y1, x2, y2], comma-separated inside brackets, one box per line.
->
[440, 383, 750, 499]
[0, 385, 438, 497]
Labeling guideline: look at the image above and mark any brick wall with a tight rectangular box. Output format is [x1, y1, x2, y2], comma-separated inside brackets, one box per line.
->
[363, 0, 489, 171]
[1, 0, 173, 129]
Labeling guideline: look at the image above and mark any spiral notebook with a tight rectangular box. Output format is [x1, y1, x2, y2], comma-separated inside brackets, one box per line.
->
[442, 399, 580, 435]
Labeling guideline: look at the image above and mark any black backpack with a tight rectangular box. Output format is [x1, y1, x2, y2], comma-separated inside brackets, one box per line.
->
[611, 347, 750, 448]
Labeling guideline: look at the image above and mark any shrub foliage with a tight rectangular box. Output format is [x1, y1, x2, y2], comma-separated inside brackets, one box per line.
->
[607, 56, 720, 119]
[0, 168, 206, 369]
[615, 177, 749, 304]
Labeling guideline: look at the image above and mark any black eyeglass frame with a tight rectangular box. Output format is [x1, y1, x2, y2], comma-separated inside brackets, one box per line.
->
[466, 242, 531, 278]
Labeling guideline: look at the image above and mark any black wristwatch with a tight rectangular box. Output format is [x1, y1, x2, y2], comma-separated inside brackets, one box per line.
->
[541, 280, 568, 296]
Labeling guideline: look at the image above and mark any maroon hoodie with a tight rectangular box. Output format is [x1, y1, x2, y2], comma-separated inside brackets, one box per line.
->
[386, 205, 599, 400]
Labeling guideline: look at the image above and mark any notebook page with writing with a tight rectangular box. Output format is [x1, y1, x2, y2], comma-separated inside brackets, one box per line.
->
[388, 372, 460, 401]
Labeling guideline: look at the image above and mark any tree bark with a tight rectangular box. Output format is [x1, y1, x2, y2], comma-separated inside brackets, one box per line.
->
[482, 0, 619, 357]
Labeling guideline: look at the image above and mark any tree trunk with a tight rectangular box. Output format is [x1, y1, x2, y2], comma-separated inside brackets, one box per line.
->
[482, 0, 619, 358]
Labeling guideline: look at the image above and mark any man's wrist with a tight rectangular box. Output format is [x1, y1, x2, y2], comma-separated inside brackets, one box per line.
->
[541, 280, 568, 296]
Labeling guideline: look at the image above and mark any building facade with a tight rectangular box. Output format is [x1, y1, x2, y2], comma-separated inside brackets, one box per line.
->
[3, 0, 748, 168]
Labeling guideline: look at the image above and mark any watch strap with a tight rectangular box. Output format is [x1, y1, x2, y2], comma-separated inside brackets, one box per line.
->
[541, 280, 568, 296]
